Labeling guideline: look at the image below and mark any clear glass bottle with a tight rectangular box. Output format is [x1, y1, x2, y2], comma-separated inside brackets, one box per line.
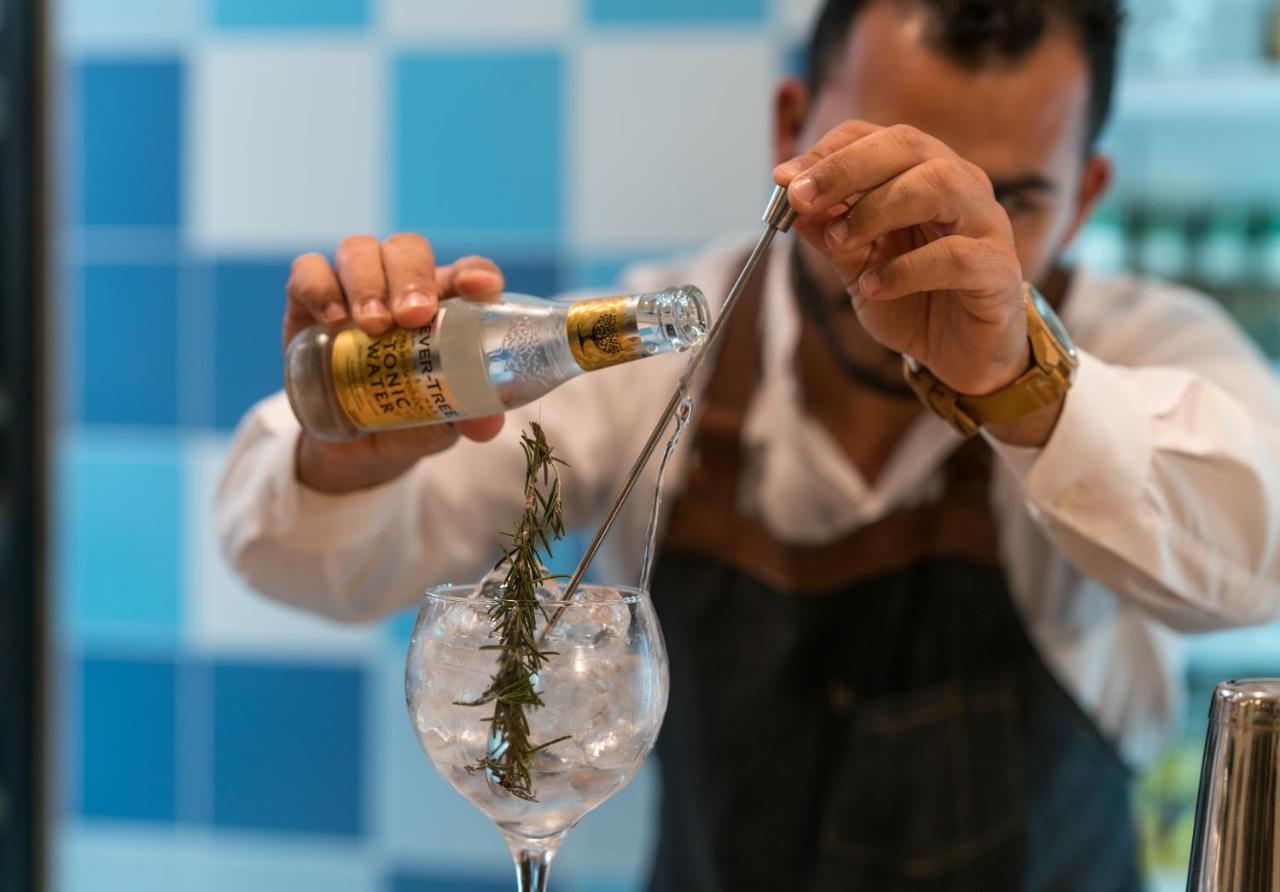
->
[285, 286, 708, 441]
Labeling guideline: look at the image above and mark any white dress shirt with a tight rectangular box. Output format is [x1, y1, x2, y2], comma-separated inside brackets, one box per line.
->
[217, 235, 1280, 768]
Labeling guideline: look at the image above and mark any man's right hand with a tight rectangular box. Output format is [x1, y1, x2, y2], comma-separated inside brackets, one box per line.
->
[285, 233, 507, 494]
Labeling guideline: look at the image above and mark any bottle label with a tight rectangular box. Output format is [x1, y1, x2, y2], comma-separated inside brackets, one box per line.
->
[330, 313, 464, 430]
[566, 295, 646, 372]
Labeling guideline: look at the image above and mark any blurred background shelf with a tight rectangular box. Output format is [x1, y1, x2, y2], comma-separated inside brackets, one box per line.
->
[1117, 69, 1280, 120]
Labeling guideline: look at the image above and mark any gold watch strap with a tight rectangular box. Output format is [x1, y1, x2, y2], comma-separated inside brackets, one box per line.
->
[903, 286, 1076, 437]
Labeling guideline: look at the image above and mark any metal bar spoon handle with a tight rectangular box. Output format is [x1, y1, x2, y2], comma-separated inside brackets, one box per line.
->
[545, 185, 796, 626]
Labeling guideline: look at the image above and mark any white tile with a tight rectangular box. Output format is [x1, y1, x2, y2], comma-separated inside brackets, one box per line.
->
[55, 823, 375, 892]
[183, 434, 381, 656]
[57, 0, 198, 51]
[195, 837, 376, 892]
[777, 0, 825, 38]
[384, 0, 577, 38]
[56, 824, 202, 892]
[189, 41, 384, 254]
[571, 35, 777, 252]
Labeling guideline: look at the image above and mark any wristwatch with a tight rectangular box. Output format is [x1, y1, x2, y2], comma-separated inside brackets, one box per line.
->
[903, 283, 1078, 437]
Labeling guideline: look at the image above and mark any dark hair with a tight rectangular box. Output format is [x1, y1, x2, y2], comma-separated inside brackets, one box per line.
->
[805, 0, 1124, 147]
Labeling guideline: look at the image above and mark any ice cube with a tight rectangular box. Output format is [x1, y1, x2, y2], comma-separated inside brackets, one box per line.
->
[543, 588, 629, 650]
[477, 562, 564, 603]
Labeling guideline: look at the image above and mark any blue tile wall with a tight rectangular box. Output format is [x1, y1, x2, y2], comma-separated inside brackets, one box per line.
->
[79, 263, 180, 427]
[212, 0, 368, 29]
[394, 52, 563, 247]
[60, 437, 184, 641]
[588, 0, 768, 25]
[78, 60, 182, 226]
[488, 256, 561, 299]
[212, 661, 365, 836]
[80, 656, 178, 822]
[386, 871, 512, 892]
[213, 259, 291, 429]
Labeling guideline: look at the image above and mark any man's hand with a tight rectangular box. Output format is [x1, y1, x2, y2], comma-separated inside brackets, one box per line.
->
[774, 121, 1030, 399]
[285, 233, 507, 493]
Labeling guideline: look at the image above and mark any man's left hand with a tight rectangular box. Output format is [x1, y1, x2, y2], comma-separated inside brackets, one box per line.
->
[774, 120, 1029, 399]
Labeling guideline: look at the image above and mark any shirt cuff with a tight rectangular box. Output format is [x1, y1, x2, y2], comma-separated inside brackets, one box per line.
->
[246, 393, 410, 556]
[984, 351, 1151, 517]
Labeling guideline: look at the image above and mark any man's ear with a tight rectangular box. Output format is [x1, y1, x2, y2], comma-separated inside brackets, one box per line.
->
[774, 77, 810, 167]
[1060, 152, 1113, 248]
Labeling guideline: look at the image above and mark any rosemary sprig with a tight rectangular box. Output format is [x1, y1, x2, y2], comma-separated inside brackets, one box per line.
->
[457, 421, 570, 801]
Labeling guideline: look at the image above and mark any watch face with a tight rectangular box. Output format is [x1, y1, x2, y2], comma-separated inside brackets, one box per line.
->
[1029, 285, 1077, 359]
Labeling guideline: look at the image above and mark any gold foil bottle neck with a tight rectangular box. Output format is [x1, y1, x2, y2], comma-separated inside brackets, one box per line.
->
[566, 295, 646, 372]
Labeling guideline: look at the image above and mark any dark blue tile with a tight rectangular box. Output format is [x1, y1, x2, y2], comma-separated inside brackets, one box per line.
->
[54, 654, 80, 819]
[588, 0, 766, 24]
[395, 53, 562, 243]
[566, 254, 653, 291]
[78, 60, 182, 226]
[80, 655, 177, 822]
[213, 660, 364, 836]
[79, 264, 180, 427]
[788, 41, 807, 81]
[213, 0, 367, 28]
[387, 870, 514, 892]
[213, 259, 290, 429]
[491, 256, 560, 298]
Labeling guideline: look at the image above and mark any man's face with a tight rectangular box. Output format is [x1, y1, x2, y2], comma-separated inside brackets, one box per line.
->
[783, 1, 1107, 287]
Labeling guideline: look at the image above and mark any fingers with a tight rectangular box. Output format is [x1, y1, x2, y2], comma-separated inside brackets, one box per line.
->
[437, 255, 505, 303]
[381, 232, 438, 329]
[772, 119, 882, 187]
[784, 124, 962, 215]
[367, 415, 504, 463]
[454, 414, 505, 442]
[334, 235, 392, 334]
[284, 253, 345, 347]
[856, 235, 1021, 305]
[827, 158, 1004, 251]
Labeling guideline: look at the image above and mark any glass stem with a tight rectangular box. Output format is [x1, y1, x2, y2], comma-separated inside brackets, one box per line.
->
[505, 832, 563, 892]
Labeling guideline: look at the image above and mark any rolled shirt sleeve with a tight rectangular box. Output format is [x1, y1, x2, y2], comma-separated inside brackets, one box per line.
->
[988, 284, 1280, 632]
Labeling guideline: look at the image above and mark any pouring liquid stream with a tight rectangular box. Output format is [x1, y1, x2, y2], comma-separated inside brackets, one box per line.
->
[637, 396, 694, 594]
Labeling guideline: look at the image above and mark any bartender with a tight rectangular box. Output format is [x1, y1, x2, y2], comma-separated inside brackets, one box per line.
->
[217, 0, 1280, 887]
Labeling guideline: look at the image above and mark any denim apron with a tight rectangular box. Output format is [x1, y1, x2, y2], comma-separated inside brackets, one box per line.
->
[645, 258, 1141, 891]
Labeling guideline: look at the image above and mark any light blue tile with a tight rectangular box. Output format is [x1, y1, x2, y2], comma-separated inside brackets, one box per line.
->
[198, 839, 375, 891]
[386, 608, 418, 647]
[61, 0, 195, 48]
[55, 825, 374, 892]
[57, 825, 201, 892]
[588, 0, 767, 25]
[212, 0, 367, 29]
[59, 433, 184, 643]
[387, 870, 511, 892]
[394, 52, 562, 246]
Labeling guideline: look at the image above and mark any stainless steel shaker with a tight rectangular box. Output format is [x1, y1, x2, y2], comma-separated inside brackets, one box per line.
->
[1187, 678, 1280, 891]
